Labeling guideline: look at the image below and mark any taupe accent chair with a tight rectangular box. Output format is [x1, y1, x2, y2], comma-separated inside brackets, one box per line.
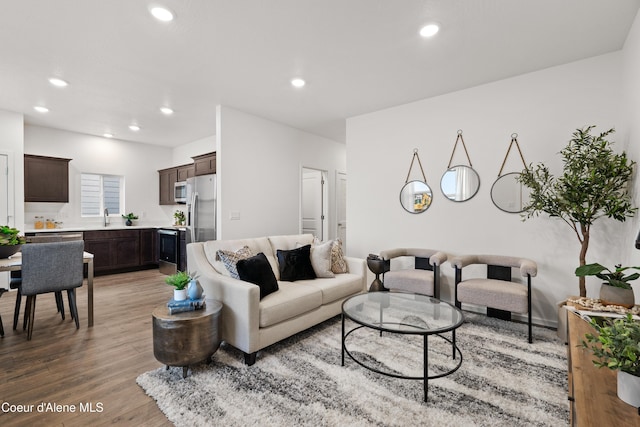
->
[379, 248, 447, 298]
[20, 240, 85, 340]
[450, 254, 537, 343]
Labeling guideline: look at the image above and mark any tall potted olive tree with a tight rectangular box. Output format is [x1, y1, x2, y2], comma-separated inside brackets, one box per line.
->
[518, 126, 636, 297]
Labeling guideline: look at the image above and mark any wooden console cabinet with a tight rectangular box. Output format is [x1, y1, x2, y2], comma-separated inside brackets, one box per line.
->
[567, 311, 640, 426]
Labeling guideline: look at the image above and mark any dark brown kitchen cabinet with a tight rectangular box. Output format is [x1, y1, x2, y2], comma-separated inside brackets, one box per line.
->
[177, 164, 195, 181]
[140, 228, 158, 266]
[192, 152, 216, 175]
[158, 167, 178, 205]
[24, 154, 71, 202]
[83, 228, 157, 275]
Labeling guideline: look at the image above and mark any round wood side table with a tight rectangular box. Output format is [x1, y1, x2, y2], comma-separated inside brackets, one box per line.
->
[152, 299, 223, 378]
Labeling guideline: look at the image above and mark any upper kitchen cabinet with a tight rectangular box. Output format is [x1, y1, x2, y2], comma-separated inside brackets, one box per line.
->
[177, 164, 195, 181]
[192, 152, 216, 176]
[158, 166, 178, 205]
[24, 154, 71, 202]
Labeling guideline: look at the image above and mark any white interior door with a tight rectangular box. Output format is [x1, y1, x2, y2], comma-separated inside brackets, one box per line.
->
[301, 168, 326, 240]
[336, 171, 347, 249]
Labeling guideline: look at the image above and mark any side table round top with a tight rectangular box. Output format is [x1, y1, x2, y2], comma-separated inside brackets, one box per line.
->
[152, 299, 222, 321]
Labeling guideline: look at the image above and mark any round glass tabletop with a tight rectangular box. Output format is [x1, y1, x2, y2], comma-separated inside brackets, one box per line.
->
[342, 292, 464, 334]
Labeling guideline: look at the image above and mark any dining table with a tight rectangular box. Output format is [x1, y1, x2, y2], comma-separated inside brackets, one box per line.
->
[0, 251, 95, 327]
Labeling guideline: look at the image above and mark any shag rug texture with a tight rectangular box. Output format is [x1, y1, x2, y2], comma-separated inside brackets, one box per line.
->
[137, 312, 568, 427]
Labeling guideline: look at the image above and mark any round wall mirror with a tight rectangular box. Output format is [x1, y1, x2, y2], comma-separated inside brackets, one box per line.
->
[440, 165, 480, 202]
[400, 180, 432, 213]
[490, 172, 531, 213]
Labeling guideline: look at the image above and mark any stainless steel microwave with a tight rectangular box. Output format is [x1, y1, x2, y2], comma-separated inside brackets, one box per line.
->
[174, 181, 187, 204]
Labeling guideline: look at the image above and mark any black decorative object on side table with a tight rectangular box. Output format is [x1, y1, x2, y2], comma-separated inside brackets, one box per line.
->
[366, 254, 387, 292]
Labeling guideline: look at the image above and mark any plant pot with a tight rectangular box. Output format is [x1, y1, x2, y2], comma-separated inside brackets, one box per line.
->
[0, 244, 22, 259]
[599, 284, 635, 308]
[174, 289, 187, 301]
[125, 219, 132, 226]
[617, 371, 640, 407]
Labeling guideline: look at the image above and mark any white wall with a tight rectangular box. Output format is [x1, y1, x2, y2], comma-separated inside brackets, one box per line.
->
[347, 52, 627, 326]
[217, 105, 346, 240]
[622, 10, 640, 269]
[172, 134, 216, 166]
[24, 125, 176, 227]
[0, 110, 25, 230]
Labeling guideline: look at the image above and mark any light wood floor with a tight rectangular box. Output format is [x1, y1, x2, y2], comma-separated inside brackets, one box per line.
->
[0, 269, 174, 426]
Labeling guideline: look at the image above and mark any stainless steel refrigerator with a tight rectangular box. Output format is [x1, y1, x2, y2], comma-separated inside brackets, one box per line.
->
[186, 174, 216, 243]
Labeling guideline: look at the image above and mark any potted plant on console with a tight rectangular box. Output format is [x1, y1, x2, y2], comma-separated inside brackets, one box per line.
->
[576, 263, 640, 308]
[582, 313, 640, 408]
[122, 212, 139, 226]
[165, 270, 195, 301]
[0, 225, 26, 258]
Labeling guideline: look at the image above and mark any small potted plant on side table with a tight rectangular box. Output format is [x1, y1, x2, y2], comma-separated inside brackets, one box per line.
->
[165, 271, 195, 301]
[582, 314, 640, 408]
[575, 263, 640, 308]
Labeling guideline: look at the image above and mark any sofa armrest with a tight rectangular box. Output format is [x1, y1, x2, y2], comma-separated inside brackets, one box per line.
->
[345, 256, 367, 292]
[187, 242, 260, 353]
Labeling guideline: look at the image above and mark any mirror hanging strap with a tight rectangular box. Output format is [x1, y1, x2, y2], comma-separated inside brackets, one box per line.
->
[405, 149, 427, 184]
[497, 133, 527, 177]
[447, 129, 473, 169]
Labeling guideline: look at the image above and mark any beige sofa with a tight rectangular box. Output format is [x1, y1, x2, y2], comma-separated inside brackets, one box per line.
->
[186, 234, 366, 365]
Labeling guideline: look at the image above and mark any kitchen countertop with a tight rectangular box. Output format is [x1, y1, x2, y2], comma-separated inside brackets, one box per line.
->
[23, 225, 187, 233]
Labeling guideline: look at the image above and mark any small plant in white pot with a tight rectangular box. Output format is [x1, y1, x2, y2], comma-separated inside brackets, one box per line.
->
[582, 314, 640, 408]
[165, 271, 195, 301]
[575, 263, 640, 308]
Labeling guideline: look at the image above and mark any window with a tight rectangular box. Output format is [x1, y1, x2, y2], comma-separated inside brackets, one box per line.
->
[81, 173, 123, 216]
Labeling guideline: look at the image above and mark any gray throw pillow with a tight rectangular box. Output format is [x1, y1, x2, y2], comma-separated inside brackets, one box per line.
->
[217, 246, 253, 279]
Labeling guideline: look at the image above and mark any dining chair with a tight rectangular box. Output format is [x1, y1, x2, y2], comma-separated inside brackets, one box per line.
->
[20, 240, 85, 340]
[12, 233, 83, 330]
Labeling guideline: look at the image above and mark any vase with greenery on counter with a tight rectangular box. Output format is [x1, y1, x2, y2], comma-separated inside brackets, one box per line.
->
[121, 212, 139, 226]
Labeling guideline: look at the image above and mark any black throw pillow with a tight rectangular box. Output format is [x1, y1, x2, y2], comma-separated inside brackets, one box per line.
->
[236, 252, 279, 299]
[276, 244, 317, 281]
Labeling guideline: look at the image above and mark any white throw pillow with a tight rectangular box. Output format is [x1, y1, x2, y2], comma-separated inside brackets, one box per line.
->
[296, 240, 334, 278]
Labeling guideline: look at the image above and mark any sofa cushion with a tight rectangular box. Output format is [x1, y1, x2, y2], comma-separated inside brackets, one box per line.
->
[297, 240, 334, 278]
[330, 239, 348, 273]
[268, 234, 314, 253]
[237, 252, 279, 299]
[203, 237, 277, 277]
[276, 245, 316, 281]
[259, 281, 322, 327]
[295, 273, 364, 305]
[217, 246, 253, 279]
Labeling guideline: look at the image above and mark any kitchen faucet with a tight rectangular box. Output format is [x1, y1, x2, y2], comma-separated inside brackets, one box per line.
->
[104, 208, 109, 227]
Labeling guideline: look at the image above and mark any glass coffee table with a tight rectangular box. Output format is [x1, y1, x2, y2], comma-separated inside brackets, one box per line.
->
[341, 292, 464, 402]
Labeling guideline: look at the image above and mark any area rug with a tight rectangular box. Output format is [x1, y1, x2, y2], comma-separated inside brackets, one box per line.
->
[137, 313, 568, 427]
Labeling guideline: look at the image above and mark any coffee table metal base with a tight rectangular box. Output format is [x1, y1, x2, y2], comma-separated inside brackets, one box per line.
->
[341, 316, 463, 402]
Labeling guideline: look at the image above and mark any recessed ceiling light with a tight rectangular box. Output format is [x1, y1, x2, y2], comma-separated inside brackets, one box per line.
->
[419, 23, 440, 38]
[129, 124, 140, 132]
[160, 107, 174, 115]
[291, 78, 306, 88]
[103, 133, 114, 138]
[48, 77, 69, 87]
[150, 6, 174, 22]
[34, 106, 49, 113]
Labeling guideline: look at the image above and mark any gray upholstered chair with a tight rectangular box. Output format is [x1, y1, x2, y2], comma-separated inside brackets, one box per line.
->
[12, 233, 83, 330]
[20, 240, 85, 340]
[379, 248, 447, 298]
[450, 254, 537, 343]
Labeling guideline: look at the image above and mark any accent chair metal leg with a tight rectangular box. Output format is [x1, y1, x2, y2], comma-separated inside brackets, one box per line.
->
[55, 291, 65, 320]
[68, 289, 80, 329]
[26, 295, 36, 340]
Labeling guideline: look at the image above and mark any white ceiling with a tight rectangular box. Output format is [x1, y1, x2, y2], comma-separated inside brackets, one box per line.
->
[1, 0, 638, 147]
